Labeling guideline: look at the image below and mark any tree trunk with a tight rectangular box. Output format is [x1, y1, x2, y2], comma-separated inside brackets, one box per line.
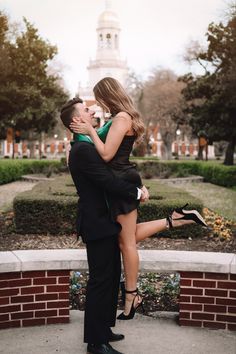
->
[28, 131, 35, 159]
[162, 139, 173, 160]
[223, 138, 235, 165]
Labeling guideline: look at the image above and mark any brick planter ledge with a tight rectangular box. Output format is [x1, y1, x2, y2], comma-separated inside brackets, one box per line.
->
[0, 250, 235, 331]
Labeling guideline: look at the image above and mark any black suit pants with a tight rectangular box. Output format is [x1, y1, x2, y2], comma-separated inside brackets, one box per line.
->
[84, 234, 121, 344]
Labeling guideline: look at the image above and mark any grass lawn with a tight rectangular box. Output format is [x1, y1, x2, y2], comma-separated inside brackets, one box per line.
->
[167, 181, 236, 222]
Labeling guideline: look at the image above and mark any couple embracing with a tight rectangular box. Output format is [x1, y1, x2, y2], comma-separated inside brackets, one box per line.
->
[60, 77, 207, 354]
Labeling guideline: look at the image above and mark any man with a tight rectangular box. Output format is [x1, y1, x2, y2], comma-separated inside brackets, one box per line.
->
[60, 97, 148, 354]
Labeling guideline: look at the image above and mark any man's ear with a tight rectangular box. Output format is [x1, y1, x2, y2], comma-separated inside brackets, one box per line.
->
[72, 116, 81, 122]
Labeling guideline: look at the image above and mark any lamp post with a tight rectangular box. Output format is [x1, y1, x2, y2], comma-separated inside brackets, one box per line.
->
[175, 126, 181, 159]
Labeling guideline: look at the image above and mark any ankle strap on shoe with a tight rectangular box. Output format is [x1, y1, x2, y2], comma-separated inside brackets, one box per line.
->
[125, 288, 138, 294]
[166, 215, 173, 229]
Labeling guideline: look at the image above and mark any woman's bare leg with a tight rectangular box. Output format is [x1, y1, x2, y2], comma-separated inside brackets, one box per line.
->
[117, 209, 141, 315]
[135, 211, 196, 243]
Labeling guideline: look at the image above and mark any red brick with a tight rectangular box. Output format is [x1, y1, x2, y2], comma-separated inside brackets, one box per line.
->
[228, 323, 236, 331]
[59, 293, 69, 300]
[179, 319, 202, 327]
[204, 305, 226, 313]
[33, 278, 57, 285]
[192, 296, 214, 304]
[193, 280, 216, 288]
[180, 279, 191, 286]
[180, 288, 203, 295]
[205, 273, 229, 280]
[0, 314, 9, 322]
[0, 320, 20, 329]
[22, 271, 46, 278]
[180, 304, 202, 311]
[0, 297, 9, 305]
[179, 296, 191, 303]
[58, 276, 70, 284]
[205, 289, 227, 297]
[0, 305, 20, 313]
[59, 309, 69, 316]
[46, 285, 69, 293]
[47, 270, 70, 277]
[179, 312, 190, 319]
[47, 301, 69, 309]
[0, 273, 21, 281]
[216, 314, 236, 322]
[192, 313, 214, 321]
[216, 298, 236, 306]
[203, 321, 226, 329]
[228, 307, 236, 313]
[35, 310, 57, 318]
[179, 272, 203, 279]
[230, 274, 236, 281]
[21, 286, 44, 295]
[35, 293, 58, 301]
[0, 281, 9, 288]
[47, 317, 70, 324]
[8, 279, 31, 287]
[218, 281, 236, 289]
[23, 318, 45, 327]
[11, 295, 34, 303]
[0, 288, 19, 297]
[23, 303, 46, 311]
[11, 311, 33, 320]
[230, 291, 236, 298]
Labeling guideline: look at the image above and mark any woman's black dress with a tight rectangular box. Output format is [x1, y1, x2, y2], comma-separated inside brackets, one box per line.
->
[107, 135, 142, 219]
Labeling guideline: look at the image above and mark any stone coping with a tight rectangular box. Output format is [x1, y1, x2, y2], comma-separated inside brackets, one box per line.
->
[0, 249, 235, 274]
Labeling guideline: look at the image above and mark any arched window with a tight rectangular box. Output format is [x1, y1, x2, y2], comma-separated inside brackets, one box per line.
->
[99, 34, 103, 48]
[115, 34, 118, 49]
[106, 33, 111, 48]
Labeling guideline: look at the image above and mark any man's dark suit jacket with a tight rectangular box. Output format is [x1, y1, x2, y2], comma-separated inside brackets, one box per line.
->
[69, 141, 139, 243]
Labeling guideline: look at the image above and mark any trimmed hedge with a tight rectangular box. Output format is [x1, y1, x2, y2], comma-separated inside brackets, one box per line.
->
[0, 159, 65, 185]
[134, 160, 236, 188]
[14, 175, 203, 238]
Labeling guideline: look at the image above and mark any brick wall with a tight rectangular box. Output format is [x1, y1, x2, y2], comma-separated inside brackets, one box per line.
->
[0, 270, 70, 329]
[179, 271, 236, 331]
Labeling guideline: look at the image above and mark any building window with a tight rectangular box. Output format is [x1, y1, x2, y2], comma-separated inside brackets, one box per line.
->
[106, 33, 111, 48]
[115, 34, 118, 49]
[99, 34, 103, 48]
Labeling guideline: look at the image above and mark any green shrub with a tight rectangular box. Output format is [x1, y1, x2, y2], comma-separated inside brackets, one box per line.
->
[14, 175, 203, 238]
[14, 175, 77, 234]
[0, 159, 66, 185]
[134, 160, 236, 187]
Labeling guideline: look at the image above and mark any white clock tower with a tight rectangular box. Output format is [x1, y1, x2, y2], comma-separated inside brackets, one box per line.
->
[78, 0, 128, 101]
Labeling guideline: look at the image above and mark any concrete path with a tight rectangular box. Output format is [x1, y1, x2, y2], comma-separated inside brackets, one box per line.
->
[0, 181, 37, 211]
[0, 311, 235, 354]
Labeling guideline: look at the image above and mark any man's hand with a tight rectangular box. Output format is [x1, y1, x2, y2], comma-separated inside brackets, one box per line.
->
[140, 185, 149, 202]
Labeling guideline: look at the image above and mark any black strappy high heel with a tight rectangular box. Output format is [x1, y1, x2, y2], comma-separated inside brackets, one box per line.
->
[166, 203, 208, 229]
[117, 288, 144, 320]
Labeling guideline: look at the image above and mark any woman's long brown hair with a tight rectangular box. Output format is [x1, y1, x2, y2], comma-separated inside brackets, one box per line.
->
[93, 77, 145, 142]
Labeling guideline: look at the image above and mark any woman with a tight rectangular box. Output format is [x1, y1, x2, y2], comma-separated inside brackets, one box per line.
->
[70, 77, 207, 320]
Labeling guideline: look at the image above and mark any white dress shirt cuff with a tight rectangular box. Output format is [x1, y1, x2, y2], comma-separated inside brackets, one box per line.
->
[137, 188, 142, 200]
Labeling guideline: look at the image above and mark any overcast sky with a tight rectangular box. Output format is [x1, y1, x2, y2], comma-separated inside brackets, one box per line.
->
[1, 0, 229, 96]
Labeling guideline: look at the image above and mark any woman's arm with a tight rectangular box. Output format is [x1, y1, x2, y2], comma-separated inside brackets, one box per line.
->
[70, 113, 132, 162]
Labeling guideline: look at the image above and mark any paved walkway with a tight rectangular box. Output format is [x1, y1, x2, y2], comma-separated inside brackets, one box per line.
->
[0, 311, 235, 354]
[0, 181, 37, 211]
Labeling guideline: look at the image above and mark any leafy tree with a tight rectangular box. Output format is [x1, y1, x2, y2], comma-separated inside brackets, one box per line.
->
[181, 11, 236, 165]
[0, 13, 68, 157]
[142, 69, 187, 159]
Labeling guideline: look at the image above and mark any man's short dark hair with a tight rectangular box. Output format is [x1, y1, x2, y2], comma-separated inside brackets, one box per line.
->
[60, 96, 83, 130]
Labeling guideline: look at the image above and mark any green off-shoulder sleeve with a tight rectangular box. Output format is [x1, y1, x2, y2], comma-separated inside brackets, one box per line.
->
[71, 119, 113, 146]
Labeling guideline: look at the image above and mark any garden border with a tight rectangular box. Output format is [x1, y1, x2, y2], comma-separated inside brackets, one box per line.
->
[0, 249, 235, 330]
